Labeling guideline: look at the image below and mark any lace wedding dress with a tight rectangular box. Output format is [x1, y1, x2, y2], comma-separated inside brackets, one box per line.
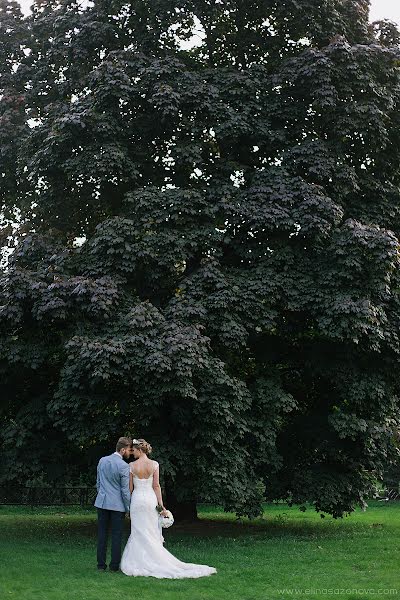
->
[120, 461, 217, 578]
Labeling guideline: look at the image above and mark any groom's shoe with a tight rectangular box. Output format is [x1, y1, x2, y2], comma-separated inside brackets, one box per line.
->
[97, 566, 107, 571]
[109, 567, 120, 572]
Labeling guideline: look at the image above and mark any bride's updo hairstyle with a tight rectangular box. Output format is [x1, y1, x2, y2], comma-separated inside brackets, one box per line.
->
[132, 438, 152, 455]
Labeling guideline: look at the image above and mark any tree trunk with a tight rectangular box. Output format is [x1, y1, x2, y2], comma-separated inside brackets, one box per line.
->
[164, 481, 198, 522]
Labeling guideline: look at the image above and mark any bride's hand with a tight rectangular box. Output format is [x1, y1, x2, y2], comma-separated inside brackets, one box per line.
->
[160, 508, 168, 517]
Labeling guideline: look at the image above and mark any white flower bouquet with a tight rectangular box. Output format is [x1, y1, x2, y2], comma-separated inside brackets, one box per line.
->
[158, 509, 174, 529]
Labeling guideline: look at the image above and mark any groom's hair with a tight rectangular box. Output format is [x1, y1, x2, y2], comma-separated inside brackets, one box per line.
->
[116, 436, 132, 452]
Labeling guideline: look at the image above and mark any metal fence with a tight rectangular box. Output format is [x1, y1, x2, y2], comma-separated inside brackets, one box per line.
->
[1, 487, 392, 508]
[0, 487, 97, 507]
[376, 488, 400, 502]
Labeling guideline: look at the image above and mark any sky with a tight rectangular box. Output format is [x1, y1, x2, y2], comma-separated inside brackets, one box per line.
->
[369, 0, 400, 24]
[15, 0, 400, 24]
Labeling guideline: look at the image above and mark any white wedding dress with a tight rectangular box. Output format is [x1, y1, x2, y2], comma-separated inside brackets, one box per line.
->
[120, 461, 217, 578]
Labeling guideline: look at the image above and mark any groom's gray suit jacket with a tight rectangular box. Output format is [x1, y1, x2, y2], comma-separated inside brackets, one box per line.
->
[94, 453, 131, 513]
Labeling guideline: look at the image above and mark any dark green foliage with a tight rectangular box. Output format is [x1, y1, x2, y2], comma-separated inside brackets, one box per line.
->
[1, 0, 400, 518]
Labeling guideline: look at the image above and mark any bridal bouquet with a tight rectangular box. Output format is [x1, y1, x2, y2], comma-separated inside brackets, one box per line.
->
[159, 510, 174, 528]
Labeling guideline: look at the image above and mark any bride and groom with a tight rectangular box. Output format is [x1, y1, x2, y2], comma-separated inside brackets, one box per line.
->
[94, 436, 217, 578]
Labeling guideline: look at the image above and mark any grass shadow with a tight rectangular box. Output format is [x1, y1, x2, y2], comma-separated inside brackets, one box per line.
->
[0, 502, 391, 545]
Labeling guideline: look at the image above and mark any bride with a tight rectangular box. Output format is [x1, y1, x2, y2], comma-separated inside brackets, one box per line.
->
[120, 438, 217, 578]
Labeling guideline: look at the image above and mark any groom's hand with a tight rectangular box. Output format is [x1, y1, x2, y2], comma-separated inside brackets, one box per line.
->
[125, 512, 130, 519]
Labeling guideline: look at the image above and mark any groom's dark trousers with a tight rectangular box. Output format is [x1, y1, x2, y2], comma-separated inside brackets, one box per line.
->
[97, 508, 125, 570]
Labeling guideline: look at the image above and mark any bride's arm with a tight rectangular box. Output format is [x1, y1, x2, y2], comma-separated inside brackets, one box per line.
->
[152, 463, 166, 512]
[129, 467, 134, 494]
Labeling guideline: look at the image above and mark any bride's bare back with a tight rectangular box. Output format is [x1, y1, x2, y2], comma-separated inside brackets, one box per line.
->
[130, 457, 158, 480]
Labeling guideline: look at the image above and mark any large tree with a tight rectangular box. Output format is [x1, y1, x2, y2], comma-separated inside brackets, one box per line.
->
[1, 0, 400, 519]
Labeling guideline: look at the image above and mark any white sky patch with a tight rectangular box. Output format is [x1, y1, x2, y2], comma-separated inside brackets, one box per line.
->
[369, 0, 400, 24]
[16, 0, 400, 23]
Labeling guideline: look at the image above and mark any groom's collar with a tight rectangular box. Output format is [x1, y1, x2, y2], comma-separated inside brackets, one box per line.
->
[113, 451, 123, 459]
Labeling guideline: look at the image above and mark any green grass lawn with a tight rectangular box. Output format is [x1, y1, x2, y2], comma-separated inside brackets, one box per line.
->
[0, 501, 399, 600]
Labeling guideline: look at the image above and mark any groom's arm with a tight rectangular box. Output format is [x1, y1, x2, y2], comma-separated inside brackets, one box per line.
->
[96, 459, 101, 492]
[120, 463, 131, 512]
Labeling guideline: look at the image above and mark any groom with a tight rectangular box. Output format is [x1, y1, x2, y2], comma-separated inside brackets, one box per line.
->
[94, 436, 132, 571]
